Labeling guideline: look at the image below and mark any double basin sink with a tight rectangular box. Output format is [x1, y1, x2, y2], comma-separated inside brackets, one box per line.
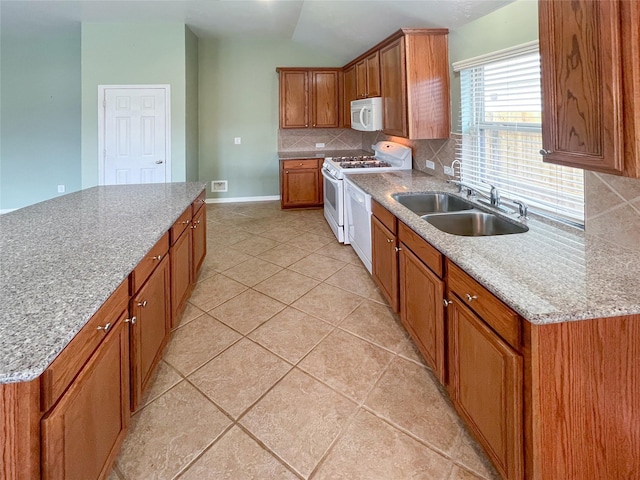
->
[391, 193, 528, 236]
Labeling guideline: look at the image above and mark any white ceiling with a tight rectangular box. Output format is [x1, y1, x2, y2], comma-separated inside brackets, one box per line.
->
[0, 0, 514, 63]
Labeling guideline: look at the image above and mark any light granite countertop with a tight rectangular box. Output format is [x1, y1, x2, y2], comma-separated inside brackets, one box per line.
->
[0, 183, 206, 384]
[345, 170, 639, 325]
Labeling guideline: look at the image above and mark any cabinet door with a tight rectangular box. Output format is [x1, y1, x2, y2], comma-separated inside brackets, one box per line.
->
[343, 65, 357, 127]
[380, 38, 407, 137]
[356, 59, 367, 99]
[448, 296, 523, 480]
[539, 0, 624, 174]
[365, 50, 381, 98]
[279, 70, 309, 129]
[371, 215, 399, 312]
[41, 314, 130, 480]
[281, 167, 321, 208]
[311, 70, 340, 128]
[130, 256, 170, 410]
[399, 245, 445, 383]
[170, 227, 191, 328]
[191, 205, 207, 282]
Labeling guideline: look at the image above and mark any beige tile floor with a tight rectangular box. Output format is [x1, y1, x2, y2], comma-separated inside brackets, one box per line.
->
[109, 202, 499, 480]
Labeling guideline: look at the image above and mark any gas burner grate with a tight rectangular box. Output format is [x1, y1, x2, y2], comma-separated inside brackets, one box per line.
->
[339, 160, 392, 168]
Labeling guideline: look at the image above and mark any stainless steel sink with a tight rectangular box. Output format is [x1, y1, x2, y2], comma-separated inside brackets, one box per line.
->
[423, 211, 529, 236]
[391, 193, 474, 215]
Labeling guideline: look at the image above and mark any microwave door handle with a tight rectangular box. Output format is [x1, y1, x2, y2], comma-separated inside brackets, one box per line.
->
[359, 107, 367, 128]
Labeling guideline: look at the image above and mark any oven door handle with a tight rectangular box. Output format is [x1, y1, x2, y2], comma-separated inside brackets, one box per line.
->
[321, 167, 340, 184]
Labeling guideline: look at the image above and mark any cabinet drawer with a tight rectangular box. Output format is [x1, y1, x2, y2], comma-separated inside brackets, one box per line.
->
[398, 221, 443, 278]
[282, 159, 318, 170]
[447, 260, 520, 349]
[170, 208, 191, 245]
[132, 232, 169, 293]
[372, 199, 397, 234]
[192, 190, 206, 214]
[40, 279, 129, 412]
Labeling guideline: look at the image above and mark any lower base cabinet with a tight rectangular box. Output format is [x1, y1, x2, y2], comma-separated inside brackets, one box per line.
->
[447, 295, 523, 480]
[280, 159, 323, 208]
[41, 314, 130, 480]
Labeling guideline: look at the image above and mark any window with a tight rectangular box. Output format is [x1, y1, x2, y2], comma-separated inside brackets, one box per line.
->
[454, 42, 584, 225]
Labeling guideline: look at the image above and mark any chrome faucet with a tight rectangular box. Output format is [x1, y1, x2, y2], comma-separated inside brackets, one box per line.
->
[481, 180, 501, 207]
[512, 199, 529, 219]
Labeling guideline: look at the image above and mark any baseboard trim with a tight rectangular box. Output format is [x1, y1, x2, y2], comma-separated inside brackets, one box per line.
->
[206, 195, 280, 204]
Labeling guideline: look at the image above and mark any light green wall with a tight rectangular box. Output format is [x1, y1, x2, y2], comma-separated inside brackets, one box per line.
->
[198, 38, 341, 199]
[0, 28, 81, 210]
[80, 23, 187, 187]
[185, 27, 199, 182]
[449, 0, 539, 131]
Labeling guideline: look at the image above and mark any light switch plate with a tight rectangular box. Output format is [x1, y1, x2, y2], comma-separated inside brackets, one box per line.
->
[444, 166, 454, 176]
[425, 160, 435, 170]
[315, 143, 325, 148]
[234, 137, 241, 145]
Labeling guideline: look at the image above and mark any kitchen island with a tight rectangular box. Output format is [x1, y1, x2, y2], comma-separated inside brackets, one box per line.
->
[346, 170, 640, 480]
[0, 182, 206, 480]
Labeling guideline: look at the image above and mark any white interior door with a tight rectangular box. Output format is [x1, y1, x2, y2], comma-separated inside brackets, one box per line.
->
[100, 86, 170, 185]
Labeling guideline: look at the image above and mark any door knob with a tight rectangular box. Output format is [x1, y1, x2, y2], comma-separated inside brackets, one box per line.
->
[156, 160, 164, 164]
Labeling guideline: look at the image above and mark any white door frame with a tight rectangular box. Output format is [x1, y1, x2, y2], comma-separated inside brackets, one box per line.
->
[98, 84, 172, 185]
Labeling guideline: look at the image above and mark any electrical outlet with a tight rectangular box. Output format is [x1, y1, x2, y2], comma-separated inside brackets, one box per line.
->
[57, 185, 65, 193]
[315, 143, 325, 148]
[211, 180, 228, 192]
[234, 137, 241, 145]
[425, 160, 435, 170]
[444, 166, 454, 176]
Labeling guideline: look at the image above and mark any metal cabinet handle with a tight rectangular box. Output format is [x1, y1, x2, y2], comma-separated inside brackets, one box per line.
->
[539, 149, 552, 156]
[125, 316, 137, 325]
[465, 294, 478, 302]
[97, 322, 112, 332]
[152, 254, 162, 261]
[137, 300, 148, 308]
[443, 299, 452, 307]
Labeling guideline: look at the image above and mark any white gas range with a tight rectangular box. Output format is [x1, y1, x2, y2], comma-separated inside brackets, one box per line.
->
[321, 141, 412, 243]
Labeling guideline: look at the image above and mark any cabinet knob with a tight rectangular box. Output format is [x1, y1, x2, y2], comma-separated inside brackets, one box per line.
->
[465, 293, 478, 302]
[539, 149, 552, 156]
[191, 224, 197, 229]
[299, 163, 303, 166]
[305, 124, 308, 127]
[386, 238, 393, 243]
[285, 170, 289, 174]
[96, 322, 112, 332]
[125, 316, 137, 325]
[394, 246, 402, 252]
[182, 219, 191, 225]
[137, 300, 148, 308]
[152, 254, 162, 261]
[443, 299, 452, 307]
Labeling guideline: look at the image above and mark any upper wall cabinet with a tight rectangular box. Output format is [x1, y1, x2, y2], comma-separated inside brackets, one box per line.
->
[277, 68, 341, 129]
[539, 0, 640, 177]
[356, 51, 381, 99]
[381, 29, 450, 140]
[343, 65, 357, 128]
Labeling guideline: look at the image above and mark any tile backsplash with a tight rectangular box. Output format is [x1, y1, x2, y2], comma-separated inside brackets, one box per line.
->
[584, 172, 640, 252]
[278, 128, 363, 152]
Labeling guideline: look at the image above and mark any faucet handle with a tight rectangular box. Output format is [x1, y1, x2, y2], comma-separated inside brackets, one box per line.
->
[512, 199, 529, 219]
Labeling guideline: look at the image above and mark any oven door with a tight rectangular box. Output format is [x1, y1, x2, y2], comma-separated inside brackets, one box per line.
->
[321, 167, 344, 243]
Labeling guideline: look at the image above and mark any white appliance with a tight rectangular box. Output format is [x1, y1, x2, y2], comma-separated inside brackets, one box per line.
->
[321, 141, 412, 243]
[350, 97, 383, 131]
[344, 177, 373, 273]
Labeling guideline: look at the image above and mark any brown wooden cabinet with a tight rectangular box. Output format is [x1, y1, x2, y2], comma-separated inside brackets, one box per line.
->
[379, 29, 450, 139]
[280, 158, 323, 209]
[191, 202, 206, 281]
[447, 260, 523, 480]
[398, 222, 445, 383]
[41, 312, 130, 480]
[277, 68, 341, 129]
[343, 64, 357, 128]
[170, 213, 192, 327]
[539, 0, 640, 177]
[355, 50, 381, 99]
[371, 200, 399, 312]
[130, 255, 170, 411]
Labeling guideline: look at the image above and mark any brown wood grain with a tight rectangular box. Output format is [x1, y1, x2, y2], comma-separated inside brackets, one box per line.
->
[356, 58, 367, 99]
[539, 0, 625, 174]
[131, 232, 169, 292]
[529, 315, 640, 479]
[447, 260, 520, 349]
[278, 69, 308, 129]
[311, 70, 340, 128]
[371, 214, 399, 312]
[621, 0, 640, 178]
[380, 37, 408, 137]
[170, 223, 191, 327]
[365, 50, 381, 98]
[280, 161, 321, 209]
[170, 208, 191, 245]
[0, 379, 40, 480]
[343, 65, 357, 127]
[398, 221, 443, 278]
[371, 199, 397, 234]
[40, 279, 129, 412]
[399, 245, 446, 383]
[191, 205, 207, 280]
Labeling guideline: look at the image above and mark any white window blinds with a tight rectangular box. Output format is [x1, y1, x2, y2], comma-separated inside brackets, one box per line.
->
[454, 42, 585, 225]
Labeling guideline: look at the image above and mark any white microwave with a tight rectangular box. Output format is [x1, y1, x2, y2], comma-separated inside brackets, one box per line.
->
[350, 97, 382, 131]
